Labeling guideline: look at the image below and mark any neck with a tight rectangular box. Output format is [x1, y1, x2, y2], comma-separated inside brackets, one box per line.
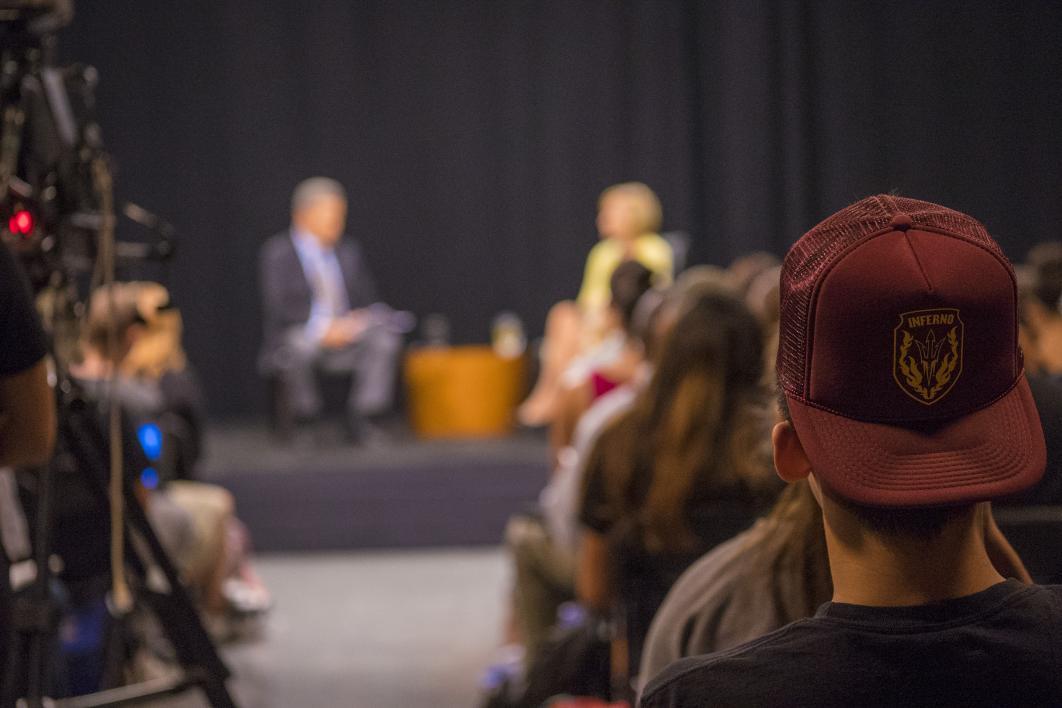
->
[823, 502, 1003, 607]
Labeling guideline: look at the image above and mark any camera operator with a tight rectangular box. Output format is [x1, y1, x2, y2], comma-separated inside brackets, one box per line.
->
[0, 240, 57, 685]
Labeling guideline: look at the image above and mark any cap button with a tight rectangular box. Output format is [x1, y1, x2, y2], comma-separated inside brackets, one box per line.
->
[890, 214, 913, 231]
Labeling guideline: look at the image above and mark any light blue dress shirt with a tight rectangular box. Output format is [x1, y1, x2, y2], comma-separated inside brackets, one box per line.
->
[291, 228, 351, 345]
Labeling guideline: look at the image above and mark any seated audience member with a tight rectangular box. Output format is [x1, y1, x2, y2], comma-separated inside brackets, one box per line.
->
[577, 291, 780, 689]
[259, 177, 401, 441]
[641, 195, 1060, 707]
[550, 260, 655, 457]
[505, 269, 740, 665]
[997, 263, 1062, 504]
[743, 264, 782, 383]
[518, 182, 673, 426]
[122, 282, 206, 479]
[725, 251, 779, 297]
[73, 284, 268, 625]
[1022, 242, 1062, 376]
[639, 476, 1031, 691]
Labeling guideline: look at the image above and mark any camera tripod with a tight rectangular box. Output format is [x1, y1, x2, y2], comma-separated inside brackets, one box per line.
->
[2, 377, 236, 708]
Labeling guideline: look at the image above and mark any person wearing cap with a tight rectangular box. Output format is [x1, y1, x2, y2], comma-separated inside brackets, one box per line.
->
[640, 195, 1062, 707]
[258, 177, 401, 440]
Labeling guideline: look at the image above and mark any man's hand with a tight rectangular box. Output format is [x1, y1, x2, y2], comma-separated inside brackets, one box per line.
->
[320, 312, 370, 349]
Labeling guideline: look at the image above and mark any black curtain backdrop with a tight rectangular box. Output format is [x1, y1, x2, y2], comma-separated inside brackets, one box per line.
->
[60, 1, 1062, 419]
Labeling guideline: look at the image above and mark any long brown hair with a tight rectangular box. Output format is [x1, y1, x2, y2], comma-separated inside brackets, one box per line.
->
[596, 291, 774, 553]
[748, 480, 833, 621]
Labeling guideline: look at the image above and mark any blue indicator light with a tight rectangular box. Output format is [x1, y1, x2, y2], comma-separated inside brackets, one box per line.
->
[140, 467, 160, 490]
[137, 422, 163, 461]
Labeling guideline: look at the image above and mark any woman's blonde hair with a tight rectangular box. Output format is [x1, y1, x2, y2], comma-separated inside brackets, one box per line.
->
[599, 182, 663, 235]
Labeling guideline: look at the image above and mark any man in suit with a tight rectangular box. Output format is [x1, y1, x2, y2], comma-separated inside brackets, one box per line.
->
[259, 177, 401, 440]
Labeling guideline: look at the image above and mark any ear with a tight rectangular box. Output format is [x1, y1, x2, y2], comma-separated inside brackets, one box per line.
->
[772, 420, 813, 483]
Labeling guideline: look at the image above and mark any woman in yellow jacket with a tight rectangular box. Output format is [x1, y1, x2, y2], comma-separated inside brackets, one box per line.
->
[518, 182, 672, 426]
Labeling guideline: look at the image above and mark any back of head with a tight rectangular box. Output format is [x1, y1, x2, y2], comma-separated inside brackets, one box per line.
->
[776, 194, 1046, 536]
[610, 260, 655, 332]
[1030, 244, 1062, 314]
[83, 282, 144, 362]
[614, 290, 771, 551]
[121, 282, 187, 379]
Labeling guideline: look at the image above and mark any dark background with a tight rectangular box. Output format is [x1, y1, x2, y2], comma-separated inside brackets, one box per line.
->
[60, 1, 1062, 419]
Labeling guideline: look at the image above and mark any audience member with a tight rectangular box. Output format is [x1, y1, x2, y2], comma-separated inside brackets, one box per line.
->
[577, 290, 780, 690]
[999, 258, 1062, 504]
[504, 268, 737, 668]
[73, 284, 269, 627]
[259, 177, 401, 441]
[121, 282, 206, 480]
[1022, 242, 1062, 376]
[550, 261, 655, 458]
[518, 183, 672, 426]
[641, 195, 1060, 707]
[725, 251, 779, 297]
[640, 471, 1031, 692]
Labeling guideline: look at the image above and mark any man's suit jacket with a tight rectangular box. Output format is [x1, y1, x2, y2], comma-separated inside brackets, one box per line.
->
[258, 230, 379, 370]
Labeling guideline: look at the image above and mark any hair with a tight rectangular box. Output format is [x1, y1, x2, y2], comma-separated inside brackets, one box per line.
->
[609, 260, 655, 332]
[121, 282, 188, 379]
[1030, 245, 1062, 314]
[599, 182, 663, 235]
[595, 291, 773, 553]
[743, 480, 833, 620]
[775, 386, 974, 540]
[728, 251, 781, 296]
[83, 283, 144, 360]
[291, 176, 347, 214]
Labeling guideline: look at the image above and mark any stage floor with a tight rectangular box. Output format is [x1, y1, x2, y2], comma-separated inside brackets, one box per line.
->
[199, 424, 550, 552]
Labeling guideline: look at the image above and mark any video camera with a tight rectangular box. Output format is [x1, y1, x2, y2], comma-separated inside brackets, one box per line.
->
[0, 4, 235, 706]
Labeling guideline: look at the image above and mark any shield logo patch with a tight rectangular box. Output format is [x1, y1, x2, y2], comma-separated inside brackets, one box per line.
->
[893, 308, 964, 405]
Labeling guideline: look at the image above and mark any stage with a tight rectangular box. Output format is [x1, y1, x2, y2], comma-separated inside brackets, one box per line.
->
[198, 425, 550, 552]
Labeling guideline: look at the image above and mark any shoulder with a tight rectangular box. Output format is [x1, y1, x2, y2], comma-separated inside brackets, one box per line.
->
[1017, 583, 1062, 612]
[640, 618, 822, 706]
[261, 231, 296, 260]
[637, 233, 673, 256]
[586, 239, 616, 263]
[337, 238, 364, 257]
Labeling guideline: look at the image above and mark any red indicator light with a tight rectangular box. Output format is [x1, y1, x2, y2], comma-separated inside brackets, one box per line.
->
[8, 210, 34, 236]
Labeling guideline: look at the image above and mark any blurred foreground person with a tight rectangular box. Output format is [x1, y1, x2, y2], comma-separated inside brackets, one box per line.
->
[259, 177, 401, 441]
[0, 242, 56, 701]
[642, 196, 1060, 707]
[518, 183, 672, 426]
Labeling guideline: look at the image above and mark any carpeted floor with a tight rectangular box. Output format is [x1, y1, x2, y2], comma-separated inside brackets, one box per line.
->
[160, 548, 509, 708]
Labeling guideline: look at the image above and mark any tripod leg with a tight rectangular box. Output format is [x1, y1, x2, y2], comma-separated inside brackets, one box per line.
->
[64, 408, 238, 708]
[122, 494, 236, 708]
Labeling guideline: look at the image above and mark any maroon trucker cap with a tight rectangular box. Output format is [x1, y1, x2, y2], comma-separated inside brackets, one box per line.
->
[777, 195, 1045, 507]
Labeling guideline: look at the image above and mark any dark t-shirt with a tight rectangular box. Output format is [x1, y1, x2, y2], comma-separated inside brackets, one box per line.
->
[640, 580, 1062, 708]
[0, 242, 47, 375]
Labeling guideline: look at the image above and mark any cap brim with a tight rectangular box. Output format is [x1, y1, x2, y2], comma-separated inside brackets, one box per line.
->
[786, 376, 1046, 507]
